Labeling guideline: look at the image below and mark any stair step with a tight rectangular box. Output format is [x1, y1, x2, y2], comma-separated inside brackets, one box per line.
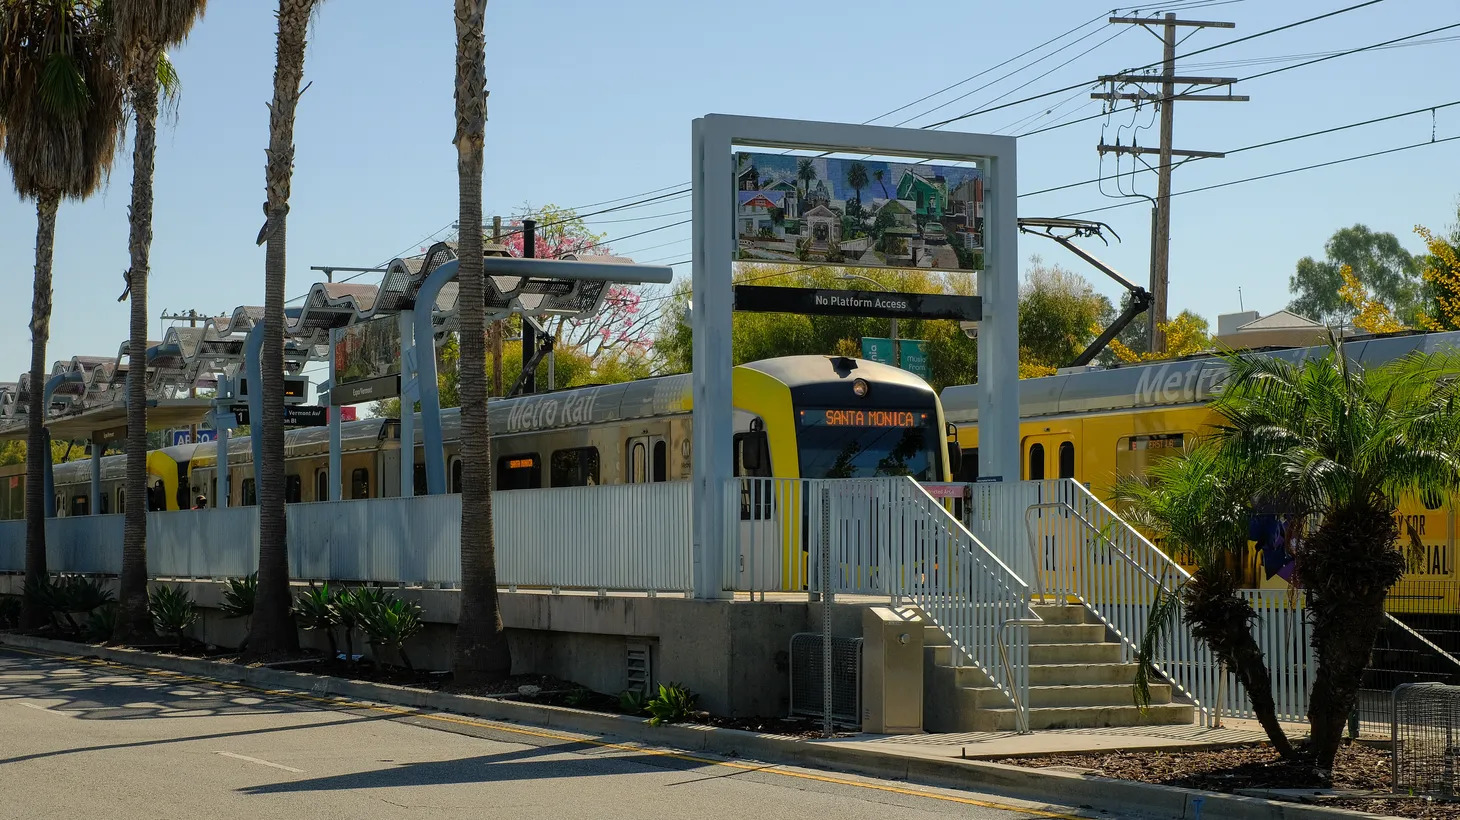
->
[979, 703, 1196, 732]
[922, 625, 950, 646]
[1029, 683, 1170, 708]
[1029, 604, 1090, 625]
[1029, 663, 1140, 685]
[1029, 642, 1123, 664]
[1028, 623, 1107, 644]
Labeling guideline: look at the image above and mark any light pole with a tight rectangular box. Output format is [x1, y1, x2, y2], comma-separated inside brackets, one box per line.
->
[839, 273, 897, 364]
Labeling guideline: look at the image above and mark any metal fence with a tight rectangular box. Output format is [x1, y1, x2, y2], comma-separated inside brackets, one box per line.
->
[1392, 683, 1460, 797]
[0, 483, 693, 594]
[727, 476, 1033, 728]
[1358, 614, 1460, 737]
[1225, 590, 1315, 724]
[788, 633, 862, 725]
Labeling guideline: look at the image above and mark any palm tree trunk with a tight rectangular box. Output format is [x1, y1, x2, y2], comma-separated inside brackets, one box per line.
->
[1301, 503, 1406, 776]
[1225, 631, 1293, 758]
[246, 0, 315, 659]
[22, 192, 60, 630]
[116, 55, 161, 642]
[451, 0, 511, 684]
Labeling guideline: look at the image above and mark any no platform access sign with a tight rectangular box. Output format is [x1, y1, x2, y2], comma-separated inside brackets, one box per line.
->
[733, 286, 980, 321]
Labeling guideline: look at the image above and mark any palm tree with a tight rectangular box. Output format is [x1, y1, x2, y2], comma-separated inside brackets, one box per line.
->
[1212, 335, 1460, 775]
[450, 0, 510, 683]
[110, 0, 208, 643]
[846, 161, 868, 204]
[873, 168, 889, 199]
[245, 0, 319, 658]
[1114, 442, 1294, 758]
[0, 0, 124, 628]
[796, 157, 815, 198]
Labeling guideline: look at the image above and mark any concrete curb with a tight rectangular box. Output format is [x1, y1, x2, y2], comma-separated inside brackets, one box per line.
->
[0, 634, 1390, 820]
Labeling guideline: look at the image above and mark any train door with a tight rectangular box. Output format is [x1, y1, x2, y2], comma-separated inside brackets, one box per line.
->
[379, 450, 401, 497]
[625, 435, 668, 483]
[1022, 432, 1079, 481]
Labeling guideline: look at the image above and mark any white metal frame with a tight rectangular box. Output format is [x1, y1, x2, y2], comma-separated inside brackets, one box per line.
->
[691, 114, 1020, 600]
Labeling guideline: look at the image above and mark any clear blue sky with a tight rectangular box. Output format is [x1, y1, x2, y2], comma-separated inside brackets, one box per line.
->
[3, 0, 1458, 382]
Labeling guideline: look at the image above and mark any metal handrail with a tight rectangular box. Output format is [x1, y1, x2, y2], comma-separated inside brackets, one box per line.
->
[999, 614, 1045, 734]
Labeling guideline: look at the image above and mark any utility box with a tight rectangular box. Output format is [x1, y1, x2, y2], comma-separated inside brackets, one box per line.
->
[861, 606, 923, 734]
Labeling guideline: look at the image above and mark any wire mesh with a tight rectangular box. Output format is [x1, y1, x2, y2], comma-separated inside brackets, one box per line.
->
[789, 633, 862, 726]
[1393, 683, 1460, 797]
[1357, 615, 1460, 738]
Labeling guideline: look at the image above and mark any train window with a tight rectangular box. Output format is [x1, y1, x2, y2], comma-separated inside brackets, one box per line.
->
[652, 440, 668, 483]
[551, 448, 600, 487]
[1058, 442, 1075, 480]
[1115, 433, 1186, 478]
[148, 481, 167, 511]
[70, 495, 89, 516]
[953, 448, 979, 482]
[496, 454, 542, 490]
[285, 474, 302, 504]
[1027, 443, 1045, 481]
[316, 469, 329, 502]
[414, 463, 428, 496]
[629, 442, 647, 483]
[451, 459, 463, 494]
[242, 479, 257, 506]
[351, 468, 370, 500]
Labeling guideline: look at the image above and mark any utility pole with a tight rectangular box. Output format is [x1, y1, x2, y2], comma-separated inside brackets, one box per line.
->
[490, 216, 503, 398]
[1095, 12, 1244, 353]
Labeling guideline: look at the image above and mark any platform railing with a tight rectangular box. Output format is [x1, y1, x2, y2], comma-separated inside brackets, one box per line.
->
[727, 476, 1033, 727]
[0, 482, 693, 594]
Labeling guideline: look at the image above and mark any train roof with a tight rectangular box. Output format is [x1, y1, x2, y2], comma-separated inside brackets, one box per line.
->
[941, 329, 1460, 423]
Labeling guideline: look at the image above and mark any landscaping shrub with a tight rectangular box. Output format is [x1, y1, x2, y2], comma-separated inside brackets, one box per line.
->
[148, 585, 200, 650]
[358, 595, 424, 671]
[293, 582, 340, 659]
[646, 682, 697, 726]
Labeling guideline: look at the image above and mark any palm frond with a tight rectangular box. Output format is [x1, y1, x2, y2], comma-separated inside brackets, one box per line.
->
[1133, 579, 1186, 710]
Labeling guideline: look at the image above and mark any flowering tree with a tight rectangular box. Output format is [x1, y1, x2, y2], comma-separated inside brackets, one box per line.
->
[1108, 311, 1213, 363]
[1338, 264, 1406, 334]
[1416, 222, 1460, 331]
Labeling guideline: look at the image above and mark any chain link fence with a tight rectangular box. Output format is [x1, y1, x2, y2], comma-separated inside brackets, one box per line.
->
[1393, 683, 1460, 797]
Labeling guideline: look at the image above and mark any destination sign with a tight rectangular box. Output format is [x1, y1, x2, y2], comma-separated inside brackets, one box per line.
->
[734, 286, 981, 321]
[799, 409, 927, 428]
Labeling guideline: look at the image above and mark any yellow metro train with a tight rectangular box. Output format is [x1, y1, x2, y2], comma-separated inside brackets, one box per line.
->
[942, 330, 1460, 615]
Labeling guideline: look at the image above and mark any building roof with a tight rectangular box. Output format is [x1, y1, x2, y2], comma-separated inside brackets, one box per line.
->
[1236, 309, 1324, 331]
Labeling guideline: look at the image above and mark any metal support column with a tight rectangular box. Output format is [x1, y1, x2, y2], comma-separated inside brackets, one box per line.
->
[41, 371, 81, 518]
[414, 259, 459, 496]
[398, 309, 416, 498]
[214, 375, 232, 507]
[326, 330, 342, 502]
[244, 324, 265, 475]
[977, 151, 1020, 484]
[89, 438, 102, 514]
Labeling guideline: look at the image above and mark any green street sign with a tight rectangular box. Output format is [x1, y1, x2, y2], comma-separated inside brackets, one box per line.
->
[899, 339, 931, 381]
[860, 337, 896, 365]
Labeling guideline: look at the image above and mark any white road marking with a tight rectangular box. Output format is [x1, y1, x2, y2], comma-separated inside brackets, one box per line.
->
[214, 751, 304, 773]
[19, 701, 70, 716]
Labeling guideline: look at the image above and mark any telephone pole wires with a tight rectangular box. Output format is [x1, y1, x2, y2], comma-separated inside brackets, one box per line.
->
[1095, 13, 1244, 352]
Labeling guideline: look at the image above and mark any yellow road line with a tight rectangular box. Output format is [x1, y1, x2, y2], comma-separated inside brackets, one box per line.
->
[3, 645, 1087, 820]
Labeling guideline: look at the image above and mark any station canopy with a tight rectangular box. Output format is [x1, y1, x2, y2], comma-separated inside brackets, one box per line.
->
[0, 241, 665, 442]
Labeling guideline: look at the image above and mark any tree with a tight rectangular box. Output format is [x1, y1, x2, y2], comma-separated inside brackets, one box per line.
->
[450, 0, 510, 684]
[1113, 442, 1295, 758]
[1415, 210, 1460, 331]
[1288, 225, 1423, 326]
[1337, 264, 1405, 334]
[1211, 337, 1460, 775]
[796, 157, 815, 196]
[111, 0, 208, 643]
[872, 168, 889, 198]
[1108, 311, 1212, 363]
[846, 161, 868, 205]
[246, 0, 319, 659]
[0, 0, 124, 628]
[1017, 256, 1113, 371]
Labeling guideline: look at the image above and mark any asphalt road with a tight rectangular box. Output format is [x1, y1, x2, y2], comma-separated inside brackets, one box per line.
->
[0, 648, 1099, 820]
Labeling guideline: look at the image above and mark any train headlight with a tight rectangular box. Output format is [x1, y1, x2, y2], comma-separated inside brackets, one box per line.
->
[853, 378, 870, 397]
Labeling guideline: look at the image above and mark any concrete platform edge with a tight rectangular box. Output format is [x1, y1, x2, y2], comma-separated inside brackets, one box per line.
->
[0, 633, 1387, 820]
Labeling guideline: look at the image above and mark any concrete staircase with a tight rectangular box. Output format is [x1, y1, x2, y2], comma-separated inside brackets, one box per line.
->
[923, 600, 1196, 732]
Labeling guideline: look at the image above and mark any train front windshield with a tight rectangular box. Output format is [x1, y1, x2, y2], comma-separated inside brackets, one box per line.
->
[794, 407, 941, 480]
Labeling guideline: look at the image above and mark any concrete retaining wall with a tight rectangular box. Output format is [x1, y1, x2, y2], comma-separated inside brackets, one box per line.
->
[0, 575, 871, 717]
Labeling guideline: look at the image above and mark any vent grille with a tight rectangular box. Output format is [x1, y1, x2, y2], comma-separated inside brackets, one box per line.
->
[626, 642, 652, 694]
[789, 633, 862, 726]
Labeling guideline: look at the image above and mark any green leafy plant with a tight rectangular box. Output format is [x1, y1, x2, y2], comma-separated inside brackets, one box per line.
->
[219, 573, 256, 620]
[85, 603, 117, 643]
[358, 595, 425, 671]
[23, 575, 64, 629]
[618, 688, 648, 716]
[333, 586, 388, 664]
[646, 682, 697, 726]
[564, 687, 593, 708]
[294, 582, 340, 660]
[147, 585, 200, 651]
[0, 594, 22, 628]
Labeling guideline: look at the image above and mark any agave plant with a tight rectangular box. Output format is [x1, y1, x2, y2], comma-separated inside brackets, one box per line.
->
[85, 603, 118, 643]
[646, 683, 697, 727]
[358, 596, 424, 671]
[332, 586, 388, 664]
[0, 594, 22, 629]
[147, 584, 199, 651]
[219, 573, 256, 620]
[293, 582, 339, 660]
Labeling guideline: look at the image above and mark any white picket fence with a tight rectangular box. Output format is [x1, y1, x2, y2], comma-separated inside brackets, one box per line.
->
[0, 482, 693, 594]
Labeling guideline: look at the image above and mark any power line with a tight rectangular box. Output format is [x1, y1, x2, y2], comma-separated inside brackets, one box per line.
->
[1057, 132, 1460, 219]
[923, 0, 1394, 130]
